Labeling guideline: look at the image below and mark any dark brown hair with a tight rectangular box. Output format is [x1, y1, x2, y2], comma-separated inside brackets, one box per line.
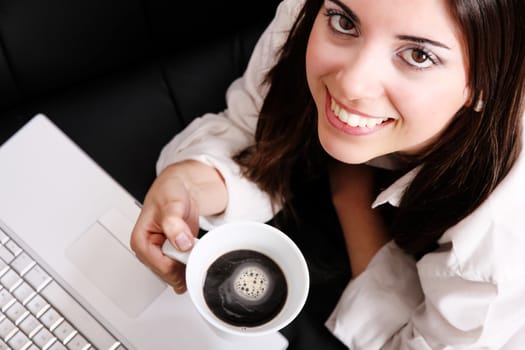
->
[235, 0, 525, 259]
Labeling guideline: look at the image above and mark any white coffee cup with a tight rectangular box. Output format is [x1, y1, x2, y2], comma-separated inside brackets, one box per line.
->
[162, 221, 309, 338]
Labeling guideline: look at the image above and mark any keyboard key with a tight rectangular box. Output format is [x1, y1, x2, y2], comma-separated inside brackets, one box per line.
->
[5, 301, 29, 324]
[0, 288, 15, 310]
[23, 265, 52, 291]
[7, 330, 30, 349]
[41, 281, 118, 349]
[4, 240, 22, 257]
[40, 307, 63, 330]
[0, 317, 16, 340]
[0, 229, 9, 244]
[18, 314, 42, 337]
[12, 282, 36, 305]
[0, 269, 22, 291]
[0, 339, 9, 350]
[48, 341, 68, 350]
[32, 327, 56, 348]
[65, 333, 89, 350]
[0, 260, 8, 276]
[112, 345, 127, 350]
[26, 294, 49, 317]
[0, 245, 14, 264]
[11, 253, 35, 276]
[53, 320, 77, 343]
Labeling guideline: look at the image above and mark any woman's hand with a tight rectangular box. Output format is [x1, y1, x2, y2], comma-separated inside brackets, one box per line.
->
[329, 161, 390, 276]
[130, 160, 227, 294]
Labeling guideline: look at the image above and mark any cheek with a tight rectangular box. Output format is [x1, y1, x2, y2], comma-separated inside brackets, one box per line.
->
[305, 31, 325, 96]
[306, 25, 343, 97]
[397, 74, 468, 124]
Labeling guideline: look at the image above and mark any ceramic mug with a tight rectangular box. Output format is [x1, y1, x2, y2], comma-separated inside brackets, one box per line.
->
[162, 221, 309, 338]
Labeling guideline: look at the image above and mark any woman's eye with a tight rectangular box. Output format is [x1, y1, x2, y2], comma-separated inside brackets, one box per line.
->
[325, 10, 358, 36]
[397, 47, 439, 69]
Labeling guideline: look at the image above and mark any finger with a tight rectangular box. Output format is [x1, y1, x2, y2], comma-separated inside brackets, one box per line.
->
[171, 268, 187, 294]
[155, 261, 187, 294]
[158, 201, 189, 231]
[133, 227, 180, 279]
[130, 205, 160, 256]
[172, 284, 187, 295]
[143, 234, 189, 286]
[158, 201, 195, 251]
[130, 203, 190, 293]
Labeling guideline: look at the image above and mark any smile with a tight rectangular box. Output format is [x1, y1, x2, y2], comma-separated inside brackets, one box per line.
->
[330, 98, 389, 128]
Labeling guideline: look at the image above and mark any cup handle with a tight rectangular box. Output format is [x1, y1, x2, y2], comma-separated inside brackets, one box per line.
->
[161, 238, 199, 265]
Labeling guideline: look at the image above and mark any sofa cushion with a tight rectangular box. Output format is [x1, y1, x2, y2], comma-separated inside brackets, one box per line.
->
[0, 0, 151, 103]
[0, 0, 281, 201]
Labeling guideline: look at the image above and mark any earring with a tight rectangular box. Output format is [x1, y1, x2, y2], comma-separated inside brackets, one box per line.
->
[473, 98, 484, 112]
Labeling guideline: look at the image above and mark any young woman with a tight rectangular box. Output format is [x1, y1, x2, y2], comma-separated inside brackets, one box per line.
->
[131, 0, 525, 348]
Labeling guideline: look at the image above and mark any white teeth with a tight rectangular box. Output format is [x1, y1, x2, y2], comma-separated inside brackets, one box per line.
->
[330, 98, 387, 128]
[348, 113, 361, 127]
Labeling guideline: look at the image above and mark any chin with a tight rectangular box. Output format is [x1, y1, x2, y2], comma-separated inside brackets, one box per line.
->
[328, 151, 372, 165]
[319, 136, 373, 165]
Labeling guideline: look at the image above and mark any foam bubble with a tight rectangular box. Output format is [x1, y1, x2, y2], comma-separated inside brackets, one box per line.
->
[232, 264, 269, 301]
[203, 249, 287, 327]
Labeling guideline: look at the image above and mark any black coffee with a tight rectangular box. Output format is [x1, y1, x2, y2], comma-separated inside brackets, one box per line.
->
[203, 249, 288, 327]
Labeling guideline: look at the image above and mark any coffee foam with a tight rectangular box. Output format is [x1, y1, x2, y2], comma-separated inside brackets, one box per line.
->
[203, 249, 288, 327]
[232, 264, 269, 301]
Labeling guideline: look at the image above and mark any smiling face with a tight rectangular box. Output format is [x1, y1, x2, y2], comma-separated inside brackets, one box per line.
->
[306, 0, 471, 164]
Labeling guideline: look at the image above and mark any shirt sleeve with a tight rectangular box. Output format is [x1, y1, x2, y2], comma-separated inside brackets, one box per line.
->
[325, 241, 499, 349]
[155, 0, 305, 230]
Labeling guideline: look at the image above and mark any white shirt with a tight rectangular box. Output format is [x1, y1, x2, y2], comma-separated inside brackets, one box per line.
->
[157, 0, 525, 348]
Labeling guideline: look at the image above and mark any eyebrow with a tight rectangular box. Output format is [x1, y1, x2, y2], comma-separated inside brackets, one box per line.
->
[396, 35, 451, 50]
[326, 0, 451, 50]
[326, 0, 360, 25]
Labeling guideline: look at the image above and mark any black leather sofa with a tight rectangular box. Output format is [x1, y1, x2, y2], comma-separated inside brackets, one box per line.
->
[0, 0, 281, 202]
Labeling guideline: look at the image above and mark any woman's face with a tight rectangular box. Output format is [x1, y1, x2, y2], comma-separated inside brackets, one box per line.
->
[306, 0, 470, 164]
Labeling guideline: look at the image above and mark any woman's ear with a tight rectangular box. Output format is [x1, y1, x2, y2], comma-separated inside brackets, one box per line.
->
[465, 88, 484, 112]
[473, 96, 484, 112]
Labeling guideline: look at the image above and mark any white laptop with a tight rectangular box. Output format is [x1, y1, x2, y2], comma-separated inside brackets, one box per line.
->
[0, 114, 288, 350]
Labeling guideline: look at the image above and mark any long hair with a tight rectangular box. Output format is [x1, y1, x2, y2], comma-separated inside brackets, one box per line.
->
[235, 0, 525, 259]
[235, 0, 324, 211]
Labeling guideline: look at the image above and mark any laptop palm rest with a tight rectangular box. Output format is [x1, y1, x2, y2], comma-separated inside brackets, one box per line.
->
[66, 211, 166, 318]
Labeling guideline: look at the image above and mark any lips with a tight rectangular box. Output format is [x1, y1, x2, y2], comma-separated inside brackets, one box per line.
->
[323, 91, 394, 136]
[330, 97, 389, 128]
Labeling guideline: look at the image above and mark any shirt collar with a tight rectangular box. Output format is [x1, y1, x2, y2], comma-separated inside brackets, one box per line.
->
[372, 166, 421, 208]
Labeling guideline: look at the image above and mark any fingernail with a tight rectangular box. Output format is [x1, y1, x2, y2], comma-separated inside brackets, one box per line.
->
[175, 232, 193, 251]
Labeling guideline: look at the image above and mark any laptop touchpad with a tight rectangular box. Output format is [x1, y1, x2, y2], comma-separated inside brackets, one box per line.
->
[66, 220, 166, 317]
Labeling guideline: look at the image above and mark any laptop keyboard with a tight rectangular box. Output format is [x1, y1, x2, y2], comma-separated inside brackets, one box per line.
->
[0, 227, 126, 350]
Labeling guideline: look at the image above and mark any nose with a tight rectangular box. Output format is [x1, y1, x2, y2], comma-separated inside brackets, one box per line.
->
[335, 45, 386, 101]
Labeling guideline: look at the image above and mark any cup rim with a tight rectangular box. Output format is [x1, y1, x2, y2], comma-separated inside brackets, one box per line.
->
[185, 221, 310, 336]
